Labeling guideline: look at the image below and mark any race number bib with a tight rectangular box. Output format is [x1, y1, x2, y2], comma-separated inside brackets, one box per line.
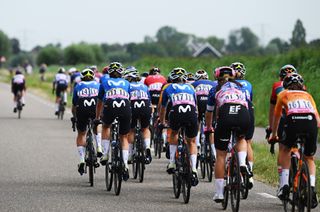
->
[195, 84, 213, 96]
[287, 99, 315, 115]
[148, 82, 162, 91]
[130, 90, 149, 100]
[171, 93, 195, 107]
[106, 88, 129, 99]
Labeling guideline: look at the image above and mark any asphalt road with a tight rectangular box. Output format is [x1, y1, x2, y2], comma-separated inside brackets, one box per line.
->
[0, 82, 299, 212]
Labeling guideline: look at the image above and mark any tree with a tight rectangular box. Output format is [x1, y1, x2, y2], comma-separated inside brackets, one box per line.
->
[64, 43, 104, 65]
[226, 27, 260, 55]
[0, 30, 11, 58]
[10, 38, 20, 54]
[291, 19, 306, 48]
[36, 46, 63, 65]
[266, 38, 290, 54]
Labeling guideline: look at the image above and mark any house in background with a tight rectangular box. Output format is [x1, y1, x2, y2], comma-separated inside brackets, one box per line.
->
[187, 38, 222, 58]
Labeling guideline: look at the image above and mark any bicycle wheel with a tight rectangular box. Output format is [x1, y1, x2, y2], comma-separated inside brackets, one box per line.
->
[181, 147, 191, 204]
[173, 173, 181, 199]
[230, 152, 241, 212]
[157, 139, 162, 159]
[292, 161, 311, 212]
[88, 148, 94, 187]
[105, 161, 113, 191]
[200, 159, 206, 179]
[206, 149, 213, 182]
[18, 108, 21, 119]
[222, 178, 229, 210]
[132, 157, 138, 179]
[138, 152, 145, 183]
[154, 136, 159, 157]
[240, 160, 249, 200]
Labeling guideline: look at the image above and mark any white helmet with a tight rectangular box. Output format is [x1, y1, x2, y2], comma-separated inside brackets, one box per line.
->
[195, 69, 208, 80]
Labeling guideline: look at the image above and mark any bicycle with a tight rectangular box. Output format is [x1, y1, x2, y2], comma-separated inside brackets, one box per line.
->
[16, 91, 23, 119]
[72, 118, 99, 187]
[222, 128, 248, 212]
[132, 120, 145, 183]
[57, 91, 66, 120]
[105, 118, 125, 195]
[270, 134, 312, 212]
[172, 128, 192, 204]
[152, 106, 163, 159]
[199, 115, 215, 182]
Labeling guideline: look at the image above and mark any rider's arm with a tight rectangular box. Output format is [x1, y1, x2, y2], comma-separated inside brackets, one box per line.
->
[96, 84, 104, 120]
[159, 88, 168, 124]
[205, 88, 215, 129]
[271, 92, 284, 137]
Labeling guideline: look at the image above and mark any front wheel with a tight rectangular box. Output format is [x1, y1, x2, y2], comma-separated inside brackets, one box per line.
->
[230, 152, 241, 212]
[173, 173, 181, 199]
[105, 162, 113, 191]
[114, 168, 122, 196]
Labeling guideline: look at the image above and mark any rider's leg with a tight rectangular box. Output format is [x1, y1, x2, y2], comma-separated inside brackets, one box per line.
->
[142, 127, 151, 149]
[247, 139, 254, 170]
[76, 131, 86, 163]
[236, 137, 248, 167]
[94, 124, 102, 155]
[101, 124, 111, 159]
[187, 136, 197, 171]
[120, 134, 129, 168]
[278, 144, 291, 188]
[128, 129, 135, 161]
[214, 149, 227, 199]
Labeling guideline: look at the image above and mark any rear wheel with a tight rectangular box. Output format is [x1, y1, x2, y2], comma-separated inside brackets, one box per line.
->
[206, 149, 213, 182]
[138, 152, 145, 183]
[105, 162, 113, 191]
[230, 152, 241, 212]
[114, 166, 122, 195]
[88, 149, 94, 187]
[222, 179, 229, 210]
[173, 173, 181, 199]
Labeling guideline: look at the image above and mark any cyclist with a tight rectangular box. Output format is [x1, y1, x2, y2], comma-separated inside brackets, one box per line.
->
[100, 66, 110, 84]
[11, 69, 26, 113]
[186, 72, 196, 84]
[191, 69, 217, 159]
[72, 68, 101, 175]
[144, 67, 167, 107]
[53, 67, 69, 115]
[140, 72, 149, 84]
[270, 73, 319, 208]
[230, 62, 254, 188]
[124, 67, 152, 164]
[159, 67, 199, 186]
[267, 64, 298, 185]
[88, 65, 102, 83]
[206, 66, 250, 202]
[95, 62, 131, 181]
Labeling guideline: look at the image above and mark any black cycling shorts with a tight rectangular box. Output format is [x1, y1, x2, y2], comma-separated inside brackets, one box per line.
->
[102, 99, 131, 135]
[56, 83, 68, 97]
[168, 104, 198, 138]
[245, 102, 255, 140]
[214, 103, 250, 151]
[150, 91, 161, 105]
[75, 98, 97, 132]
[12, 83, 25, 96]
[130, 100, 152, 129]
[281, 113, 318, 156]
[196, 95, 208, 121]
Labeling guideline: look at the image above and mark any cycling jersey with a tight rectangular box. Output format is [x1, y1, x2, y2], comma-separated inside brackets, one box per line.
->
[70, 72, 81, 86]
[54, 73, 69, 85]
[72, 81, 100, 132]
[11, 74, 26, 96]
[192, 80, 217, 116]
[129, 82, 151, 129]
[144, 74, 167, 105]
[94, 72, 103, 83]
[99, 73, 110, 84]
[274, 90, 320, 119]
[270, 81, 283, 105]
[12, 74, 25, 85]
[98, 78, 130, 102]
[236, 79, 253, 102]
[161, 83, 197, 108]
[207, 81, 248, 112]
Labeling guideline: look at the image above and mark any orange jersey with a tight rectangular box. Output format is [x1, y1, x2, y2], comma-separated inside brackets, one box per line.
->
[274, 90, 319, 120]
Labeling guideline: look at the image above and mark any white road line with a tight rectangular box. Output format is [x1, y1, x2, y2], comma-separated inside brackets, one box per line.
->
[257, 192, 277, 199]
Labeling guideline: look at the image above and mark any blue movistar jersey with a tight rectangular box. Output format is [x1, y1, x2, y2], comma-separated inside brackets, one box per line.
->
[100, 74, 110, 85]
[71, 72, 81, 84]
[161, 83, 197, 108]
[192, 80, 217, 97]
[129, 82, 151, 102]
[72, 81, 100, 106]
[236, 79, 253, 102]
[98, 78, 130, 102]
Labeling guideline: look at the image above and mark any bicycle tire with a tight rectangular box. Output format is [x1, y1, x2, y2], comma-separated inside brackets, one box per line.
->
[154, 136, 159, 157]
[138, 157, 145, 183]
[173, 173, 181, 199]
[114, 170, 122, 196]
[292, 161, 311, 212]
[200, 159, 206, 179]
[240, 159, 250, 200]
[181, 148, 191, 204]
[157, 139, 162, 159]
[222, 179, 229, 210]
[230, 151, 241, 212]
[105, 162, 113, 191]
[206, 149, 213, 182]
[88, 150, 94, 187]
[132, 158, 138, 179]
[18, 109, 21, 119]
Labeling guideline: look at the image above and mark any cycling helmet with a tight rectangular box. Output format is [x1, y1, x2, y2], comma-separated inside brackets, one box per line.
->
[68, 67, 77, 74]
[195, 69, 208, 80]
[168, 67, 187, 82]
[279, 64, 297, 79]
[214, 66, 236, 80]
[283, 73, 304, 89]
[230, 62, 246, 79]
[149, 67, 161, 75]
[15, 70, 22, 75]
[124, 70, 140, 82]
[108, 62, 123, 75]
[80, 68, 95, 81]
[186, 72, 195, 81]
[58, 67, 66, 73]
[102, 66, 109, 74]
[125, 66, 137, 72]
[141, 72, 149, 77]
[89, 65, 98, 72]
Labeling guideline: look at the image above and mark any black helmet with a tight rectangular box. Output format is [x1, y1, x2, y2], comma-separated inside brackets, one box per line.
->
[149, 67, 161, 75]
[283, 73, 304, 89]
[168, 67, 187, 82]
[80, 68, 95, 81]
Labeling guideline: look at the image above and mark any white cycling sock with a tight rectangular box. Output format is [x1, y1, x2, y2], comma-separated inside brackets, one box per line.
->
[144, 138, 151, 149]
[21, 97, 25, 104]
[95, 133, 102, 149]
[77, 146, 85, 163]
[64, 92, 67, 103]
[196, 131, 200, 147]
[55, 103, 59, 111]
[13, 101, 17, 108]
[162, 131, 167, 144]
[211, 144, 216, 157]
[102, 139, 110, 156]
[215, 178, 224, 196]
[310, 175, 316, 187]
[190, 154, 197, 171]
[169, 145, 177, 163]
[122, 150, 129, 168]
[248, 161, 254, 171]
[238, 151, 247, 166]
[280, 169, 289, 187]
[128, 143, 133, 157]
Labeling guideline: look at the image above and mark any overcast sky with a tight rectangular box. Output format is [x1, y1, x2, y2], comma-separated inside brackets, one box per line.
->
[0, 0, 319, 50]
